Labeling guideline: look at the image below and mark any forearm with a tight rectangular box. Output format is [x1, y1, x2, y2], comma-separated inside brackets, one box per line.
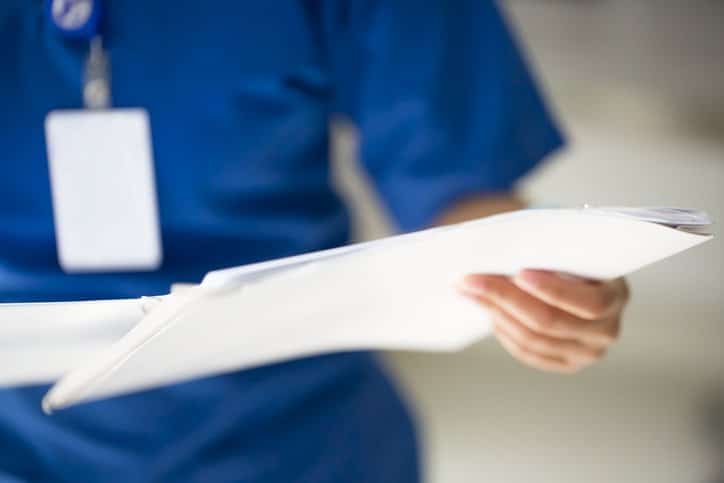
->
[434, 192, 527, 226]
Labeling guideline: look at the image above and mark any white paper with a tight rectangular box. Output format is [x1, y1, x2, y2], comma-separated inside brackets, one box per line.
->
[0, 298, 146, 386]
[40, 208, 712, 411]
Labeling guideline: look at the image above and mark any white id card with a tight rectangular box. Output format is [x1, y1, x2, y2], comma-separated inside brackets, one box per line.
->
[45, 109, 162, 273]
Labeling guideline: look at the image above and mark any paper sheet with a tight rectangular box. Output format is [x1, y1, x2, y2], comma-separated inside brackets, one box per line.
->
[40, 208, 712, 411]
[0, 298, 146, 386]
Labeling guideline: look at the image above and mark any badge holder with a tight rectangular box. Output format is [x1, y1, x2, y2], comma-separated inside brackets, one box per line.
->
[44, 0, 163, 273]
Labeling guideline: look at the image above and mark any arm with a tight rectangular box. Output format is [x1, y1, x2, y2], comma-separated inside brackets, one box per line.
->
[325, 1, 624, 372]
[434, 192, 526, 226]
[438, 194, 629, 373]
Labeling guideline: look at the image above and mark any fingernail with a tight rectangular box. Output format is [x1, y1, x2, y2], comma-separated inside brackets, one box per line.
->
[457, 287, 477, 300]
[459, 275, 490, 295]
[516, 269, 546, 287]
[456, 280, 480, 297]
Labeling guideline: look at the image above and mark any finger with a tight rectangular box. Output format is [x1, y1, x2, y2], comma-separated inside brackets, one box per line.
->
[474, 293, 608, 365]
[490, 306, 606, 366]
[492, 323, 578, 374]
[513, 270, 628, 320]
[460, 275, 617, 346]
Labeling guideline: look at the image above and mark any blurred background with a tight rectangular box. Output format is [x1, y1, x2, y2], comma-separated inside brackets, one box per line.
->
[332, 1, 724, 482]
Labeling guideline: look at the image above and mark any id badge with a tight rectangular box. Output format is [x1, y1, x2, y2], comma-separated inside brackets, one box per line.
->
[45, 108, 163, 273]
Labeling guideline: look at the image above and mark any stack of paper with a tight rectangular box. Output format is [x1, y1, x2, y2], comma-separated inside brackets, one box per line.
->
[582, 206, 712, 234]
[0, 207, 713, 412]
[0, 298, 153, 386]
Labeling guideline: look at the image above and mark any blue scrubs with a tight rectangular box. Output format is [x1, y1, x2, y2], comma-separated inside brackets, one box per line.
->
[0, 1, 562, 481]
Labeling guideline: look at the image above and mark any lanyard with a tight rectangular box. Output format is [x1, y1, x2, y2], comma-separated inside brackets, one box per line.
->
[46, 0, 111, 109]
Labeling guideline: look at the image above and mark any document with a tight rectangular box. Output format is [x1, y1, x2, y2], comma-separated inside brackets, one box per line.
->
[0, 207, 712, 411]
[0, 298, 150, 386]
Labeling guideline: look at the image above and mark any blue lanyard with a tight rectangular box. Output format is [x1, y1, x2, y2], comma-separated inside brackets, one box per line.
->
[45, 0, 102, 41]
[46, 0, 110, 108]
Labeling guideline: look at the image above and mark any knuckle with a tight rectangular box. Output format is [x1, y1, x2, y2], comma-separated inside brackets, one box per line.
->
[595, 332, 616, 346]
[483, 280, 505, 299]
[541, 339, 559, 354]
[545, 281, 566, 300]
[486, 305, 504, 320]
[587, 291, 615, 318]
[525, 335, 549, 353]
[515, 340, 534, 356]
[597, 322, 621, 345]
[533, 305, 558, 331]
[581, 347, 605, 364]
[497, 333, 524, 357]
[573, 350, 596, 365]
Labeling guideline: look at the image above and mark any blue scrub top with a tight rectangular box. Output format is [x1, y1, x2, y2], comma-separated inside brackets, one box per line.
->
[0, 1, 562, 482]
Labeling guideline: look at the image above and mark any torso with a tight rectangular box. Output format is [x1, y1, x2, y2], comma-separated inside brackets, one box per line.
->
[0, 2, 418, 481]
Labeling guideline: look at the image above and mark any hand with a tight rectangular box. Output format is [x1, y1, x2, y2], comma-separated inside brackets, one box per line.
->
[458, 270, 629, 374]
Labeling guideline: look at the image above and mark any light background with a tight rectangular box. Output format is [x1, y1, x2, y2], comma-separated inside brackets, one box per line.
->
[331, 2, 724, 481]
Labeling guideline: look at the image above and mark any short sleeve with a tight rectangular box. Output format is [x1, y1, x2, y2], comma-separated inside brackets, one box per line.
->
[327, 0, 565, 231]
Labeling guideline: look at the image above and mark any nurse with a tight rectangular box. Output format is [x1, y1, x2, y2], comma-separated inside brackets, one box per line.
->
[0, 1, 628, 482]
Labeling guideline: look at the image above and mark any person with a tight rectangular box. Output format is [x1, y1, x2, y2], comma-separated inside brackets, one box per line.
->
[0, 1, 629, 482]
